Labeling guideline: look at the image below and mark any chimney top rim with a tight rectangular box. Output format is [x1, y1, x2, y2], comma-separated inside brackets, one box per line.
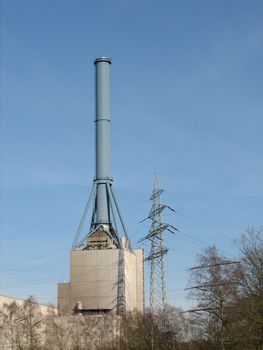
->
[94, 57, 112, 64]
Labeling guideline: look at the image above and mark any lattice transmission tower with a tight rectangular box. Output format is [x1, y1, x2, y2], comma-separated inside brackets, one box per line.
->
[139, 175, 177, 313]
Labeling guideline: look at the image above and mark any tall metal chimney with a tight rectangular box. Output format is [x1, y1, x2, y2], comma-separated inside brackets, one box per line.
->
[94, 57, 112, 226]
[58, 57, 144, 316]
[72, 57, 129, 250]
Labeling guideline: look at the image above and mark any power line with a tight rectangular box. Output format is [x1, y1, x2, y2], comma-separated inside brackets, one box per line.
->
[189, 260, 240, 270]
[0, 248, 69, 270]
[184, 260, 240, 314]
[176, 210, 236, 240]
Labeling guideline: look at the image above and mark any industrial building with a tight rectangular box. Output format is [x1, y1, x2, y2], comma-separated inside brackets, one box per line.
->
[58, 57, 144, 315]
[0, 295, 57, 315]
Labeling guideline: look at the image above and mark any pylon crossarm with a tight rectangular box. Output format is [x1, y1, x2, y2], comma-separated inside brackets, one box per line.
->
[149, 224, 170, 237]
[151, 219, 178, 233]
[145, 248, 169, 261]
[138, 225, 169, 243]
[149, 204, 167, 218]
[150, 189, 165, 200]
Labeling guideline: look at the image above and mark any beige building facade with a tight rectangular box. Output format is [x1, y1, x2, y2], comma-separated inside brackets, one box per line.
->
[58, 246, 144, 315]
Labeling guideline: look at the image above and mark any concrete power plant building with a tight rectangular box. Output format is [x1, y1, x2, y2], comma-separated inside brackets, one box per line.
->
[57, 57, 144, 315]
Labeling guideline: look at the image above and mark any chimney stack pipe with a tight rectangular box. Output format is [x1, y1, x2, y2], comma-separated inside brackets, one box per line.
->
[94, 57, 112, 225]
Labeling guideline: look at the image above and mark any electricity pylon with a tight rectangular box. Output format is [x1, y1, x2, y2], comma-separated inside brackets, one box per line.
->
[139, 175, 177, 314]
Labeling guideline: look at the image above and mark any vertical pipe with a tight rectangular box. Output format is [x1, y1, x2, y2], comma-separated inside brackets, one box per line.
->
[94, 57, 112, 224]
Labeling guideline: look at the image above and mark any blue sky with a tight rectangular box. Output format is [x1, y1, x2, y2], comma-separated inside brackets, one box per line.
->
[1, 0, 262, 309]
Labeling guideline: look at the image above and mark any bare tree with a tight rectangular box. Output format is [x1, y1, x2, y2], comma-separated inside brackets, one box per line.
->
[21, 296, 43, 350]
[0, 297, 42, 350]
[43, 314, 73, 350]
[118, 309, 182, 350]
[0, 301, 24, 350]
[185, 229, 263, 350]
[231, 228, 263, 349]
[187, 246, 236, 350]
